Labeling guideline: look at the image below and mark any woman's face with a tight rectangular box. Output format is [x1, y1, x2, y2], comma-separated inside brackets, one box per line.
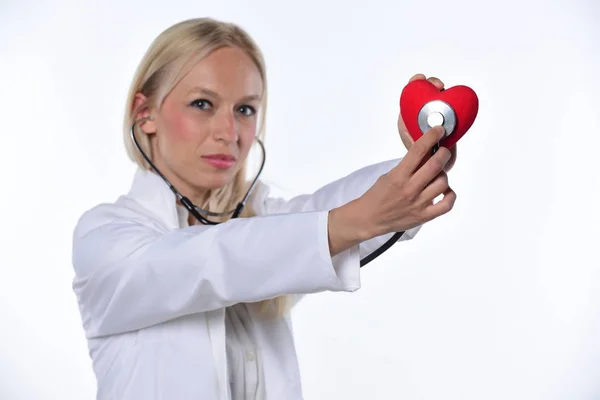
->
[137, 46, 263, 201]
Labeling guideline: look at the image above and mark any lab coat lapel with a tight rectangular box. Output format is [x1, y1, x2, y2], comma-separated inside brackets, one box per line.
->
[127, 167, 230, 398]
[206, 309, 229, 400]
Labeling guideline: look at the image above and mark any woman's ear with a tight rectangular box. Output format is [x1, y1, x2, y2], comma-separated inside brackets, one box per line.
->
[133, 93, 157, 134]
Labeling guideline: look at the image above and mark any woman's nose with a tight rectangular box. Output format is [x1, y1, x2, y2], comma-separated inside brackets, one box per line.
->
[212, 109, 238, 143]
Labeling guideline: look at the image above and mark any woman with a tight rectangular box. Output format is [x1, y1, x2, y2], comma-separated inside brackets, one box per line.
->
[71, 17, 457, 400]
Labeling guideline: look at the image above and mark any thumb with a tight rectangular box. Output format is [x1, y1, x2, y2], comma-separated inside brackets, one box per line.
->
[398, 114, 414, 150]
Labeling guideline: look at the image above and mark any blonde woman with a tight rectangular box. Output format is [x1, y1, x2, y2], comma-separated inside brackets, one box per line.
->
[71, 17, 457, 400]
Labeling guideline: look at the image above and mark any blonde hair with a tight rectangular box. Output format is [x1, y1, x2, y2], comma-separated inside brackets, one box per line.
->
[122, 17, 287, 317]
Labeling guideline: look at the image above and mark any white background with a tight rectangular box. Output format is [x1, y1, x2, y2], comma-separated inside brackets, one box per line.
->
[1, 0, 599, 399]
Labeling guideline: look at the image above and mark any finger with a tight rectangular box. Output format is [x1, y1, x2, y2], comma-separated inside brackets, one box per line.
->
[419, 171, 449, 204]
[395, 126, 445, 176]
[444, 146, 457, 172]
[408, 146, 452, 193]
[399, 129, 414, 150]
[422, 187, 457, 221]
[427, 76, 445, 90]
[409, 73, 426, 82]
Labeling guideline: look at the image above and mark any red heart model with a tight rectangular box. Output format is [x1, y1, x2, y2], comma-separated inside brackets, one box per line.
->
[400, 79, 479, 149]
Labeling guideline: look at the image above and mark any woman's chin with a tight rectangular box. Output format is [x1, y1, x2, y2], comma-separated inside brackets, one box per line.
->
[194, 172, 235, 191]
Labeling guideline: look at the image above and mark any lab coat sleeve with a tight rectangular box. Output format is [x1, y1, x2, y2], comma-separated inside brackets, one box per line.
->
[255, 157, 423, 262]
[72, 203, 361, 338]
[254, 158, 423, 310]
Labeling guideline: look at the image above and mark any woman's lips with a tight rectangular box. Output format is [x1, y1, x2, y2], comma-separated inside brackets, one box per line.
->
[202, 154, 236, 169]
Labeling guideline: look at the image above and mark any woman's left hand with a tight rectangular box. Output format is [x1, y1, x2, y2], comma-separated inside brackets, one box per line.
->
[397, 73, 457, 173]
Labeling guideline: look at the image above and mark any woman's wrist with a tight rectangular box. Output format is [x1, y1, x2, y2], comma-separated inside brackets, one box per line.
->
[327, 199, 374, 257]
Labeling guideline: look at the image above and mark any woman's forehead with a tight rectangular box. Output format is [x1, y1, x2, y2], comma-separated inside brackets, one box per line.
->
[175, 47, 263, 99]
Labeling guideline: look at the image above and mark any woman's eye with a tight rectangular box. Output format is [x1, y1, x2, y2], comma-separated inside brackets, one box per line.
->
[191, 99, 212, 109]
[237, 105, 256, 116]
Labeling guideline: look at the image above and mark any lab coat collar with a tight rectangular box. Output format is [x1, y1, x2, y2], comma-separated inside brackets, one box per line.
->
[127, 167, 180, 231]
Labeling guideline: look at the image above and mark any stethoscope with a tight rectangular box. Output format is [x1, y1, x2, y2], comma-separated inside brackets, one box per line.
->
[360, 98, 457, 266]
[130, 100, 455, 267]
[130, 120, 264, 226]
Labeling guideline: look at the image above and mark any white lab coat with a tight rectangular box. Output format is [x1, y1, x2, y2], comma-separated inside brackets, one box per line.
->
[71, 158, 422, 399]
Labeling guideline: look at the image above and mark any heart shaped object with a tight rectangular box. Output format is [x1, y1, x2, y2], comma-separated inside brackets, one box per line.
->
[400, 79, 479, 149]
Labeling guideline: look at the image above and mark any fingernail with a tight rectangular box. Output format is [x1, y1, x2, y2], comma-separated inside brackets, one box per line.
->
[436, 125, 446, 137]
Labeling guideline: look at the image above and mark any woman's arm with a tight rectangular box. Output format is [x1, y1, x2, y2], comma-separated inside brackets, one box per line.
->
[254, 158, 423, 260]
[72, 202, 361, 339]
[250, 158, 424, 311]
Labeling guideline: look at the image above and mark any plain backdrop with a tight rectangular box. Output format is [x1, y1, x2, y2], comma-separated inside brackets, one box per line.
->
[1, 0, 599, 399]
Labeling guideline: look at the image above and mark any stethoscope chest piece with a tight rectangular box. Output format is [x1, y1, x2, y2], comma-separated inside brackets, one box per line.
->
[417, 100, 456, 138]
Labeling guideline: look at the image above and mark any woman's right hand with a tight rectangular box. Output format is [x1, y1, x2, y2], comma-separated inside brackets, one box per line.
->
[327, 125, 456, 256]
[361, 125, 456, 237]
